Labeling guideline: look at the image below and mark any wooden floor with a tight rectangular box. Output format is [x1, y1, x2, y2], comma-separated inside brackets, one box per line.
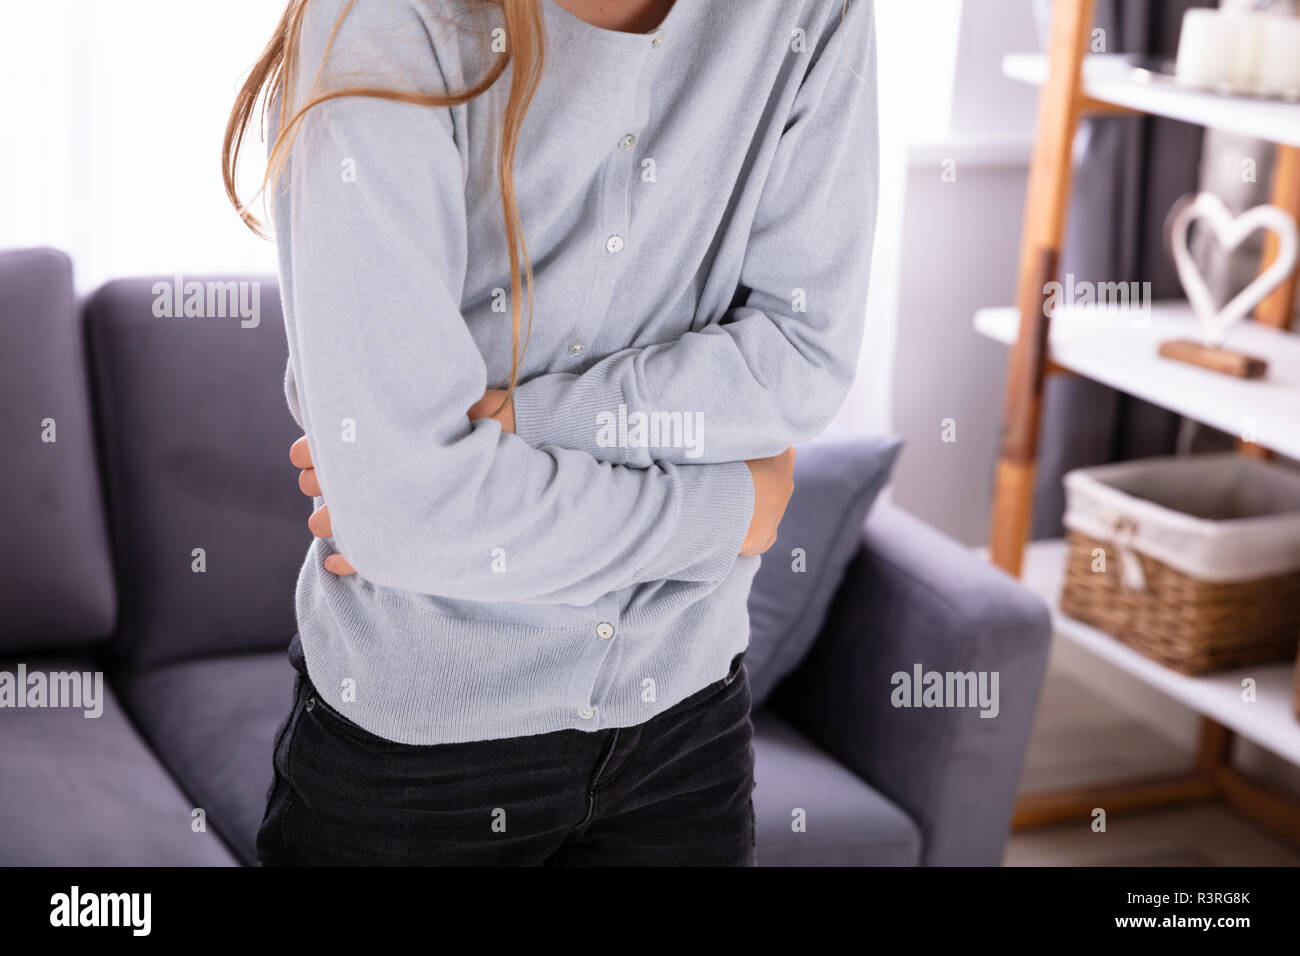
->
[1005, 668, 1300, 866]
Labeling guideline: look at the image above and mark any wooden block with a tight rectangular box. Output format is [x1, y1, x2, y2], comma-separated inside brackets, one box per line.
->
[1157, 339, 1269, 379]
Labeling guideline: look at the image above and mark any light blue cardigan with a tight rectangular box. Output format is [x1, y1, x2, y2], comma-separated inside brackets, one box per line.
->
[272, 0, 878, 743]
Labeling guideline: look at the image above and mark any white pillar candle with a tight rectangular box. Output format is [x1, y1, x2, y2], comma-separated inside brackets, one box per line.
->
[1255, 17, 1300, 99]
[1176, 10, 1239, 90]
[1225, 11, 1266, 92]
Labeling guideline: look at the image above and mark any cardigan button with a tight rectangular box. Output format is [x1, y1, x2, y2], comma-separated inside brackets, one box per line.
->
[651, 31, 664, 48]
[578, 707, 595, 720]
[605, 235, 625, 254]
[596, 622, 615, 640]
[567, 339, 585, 356]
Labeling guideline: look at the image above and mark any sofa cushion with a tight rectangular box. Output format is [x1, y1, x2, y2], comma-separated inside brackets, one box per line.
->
[117, 650, 295, 865]
[85, 276, 308, 667]
[746, 433, 902, 706]
[0, 656, 238, 865]
[752, 709, 920, 866]
[0, 249, 115, 653]
[114, 651, 925, 867]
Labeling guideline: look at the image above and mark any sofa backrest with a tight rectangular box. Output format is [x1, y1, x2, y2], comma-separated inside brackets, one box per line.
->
[84, 275, 308, 669]
[0, 248, 117, 655]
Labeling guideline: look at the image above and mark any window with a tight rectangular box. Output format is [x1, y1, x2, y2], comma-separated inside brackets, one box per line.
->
[0, 1, 283, 290]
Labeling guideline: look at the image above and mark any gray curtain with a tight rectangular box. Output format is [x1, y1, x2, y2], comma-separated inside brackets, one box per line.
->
[1029, 0, 1215, 539]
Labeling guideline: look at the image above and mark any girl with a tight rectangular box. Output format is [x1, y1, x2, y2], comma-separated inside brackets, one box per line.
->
[224, 0, 877, 866]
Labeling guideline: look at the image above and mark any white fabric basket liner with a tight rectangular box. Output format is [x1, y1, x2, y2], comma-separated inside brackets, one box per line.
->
[1063, 454, 1300, 583]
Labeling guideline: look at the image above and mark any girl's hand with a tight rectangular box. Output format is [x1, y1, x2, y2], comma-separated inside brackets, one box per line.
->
[741, 446, 796, 556]
[290, 436, 356, 576]
[467, 388, 515, 432]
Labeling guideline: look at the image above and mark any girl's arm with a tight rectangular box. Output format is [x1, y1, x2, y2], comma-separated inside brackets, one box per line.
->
[510, 1, 878, 467]
[284, 0, 753, 604]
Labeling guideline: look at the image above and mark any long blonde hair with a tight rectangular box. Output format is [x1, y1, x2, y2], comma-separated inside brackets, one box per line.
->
[222, 0, 543, 402]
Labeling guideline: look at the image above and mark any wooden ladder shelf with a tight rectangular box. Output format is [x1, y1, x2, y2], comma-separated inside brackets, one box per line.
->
[989, 0, 1300, 847]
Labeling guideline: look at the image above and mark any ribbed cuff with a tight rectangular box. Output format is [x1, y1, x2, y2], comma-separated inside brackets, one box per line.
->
[512, 368, 627, 463]
[640, 460, 755, 583]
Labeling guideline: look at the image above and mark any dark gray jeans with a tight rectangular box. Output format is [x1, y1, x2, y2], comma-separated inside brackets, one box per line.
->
[257, 633, 756, 866]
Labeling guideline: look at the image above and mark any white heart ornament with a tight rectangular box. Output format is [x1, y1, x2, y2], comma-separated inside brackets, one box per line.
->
[1170, 193, 1299, 347]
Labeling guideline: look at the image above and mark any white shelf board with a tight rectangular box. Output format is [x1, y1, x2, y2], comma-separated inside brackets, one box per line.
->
[974, 301, 1300, 459]
[1003, 53, 1300, 148]
[1022, 539, 1300, 766]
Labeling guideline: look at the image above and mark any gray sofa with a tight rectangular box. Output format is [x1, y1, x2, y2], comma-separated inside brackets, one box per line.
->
[0, 247, 1052, 866]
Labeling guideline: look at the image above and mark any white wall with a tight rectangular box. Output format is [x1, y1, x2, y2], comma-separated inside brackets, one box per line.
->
[834, 0, 966, 437]
[881, 0, 1039, 544]
[949, 0, 1043, 137]
[888, 150, 1028, 545]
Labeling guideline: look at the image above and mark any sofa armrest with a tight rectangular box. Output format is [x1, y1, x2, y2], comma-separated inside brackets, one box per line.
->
[768, 502, 1052, 866]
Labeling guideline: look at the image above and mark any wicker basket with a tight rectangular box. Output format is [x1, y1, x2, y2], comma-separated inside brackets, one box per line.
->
[1059, 454, 1300, 676]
